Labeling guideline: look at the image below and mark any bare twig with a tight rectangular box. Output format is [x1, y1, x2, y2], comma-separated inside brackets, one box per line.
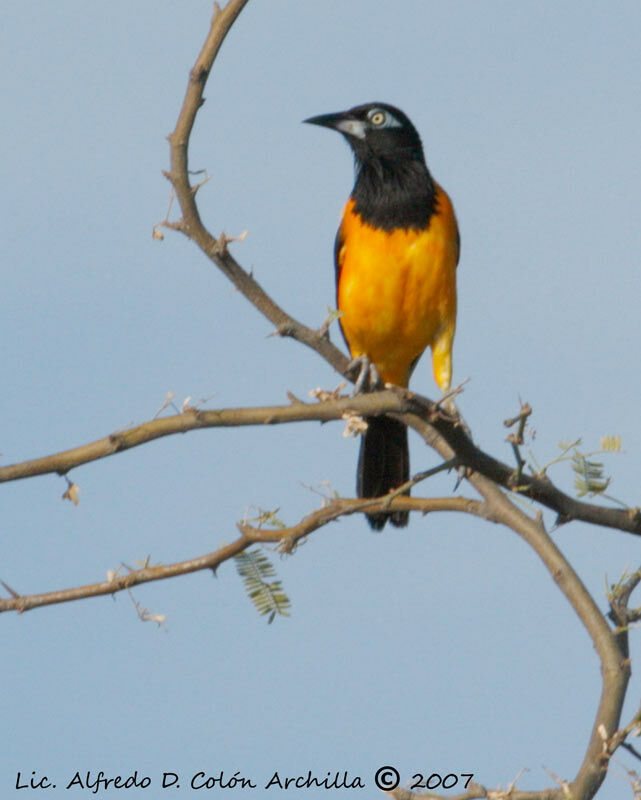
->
[5, 4, 640, 799]
[505, 400, 532, 482]
[0, 392, 410, 483]
[161, 0, 349, 379]
[404, 417, 631, 800]
[621, 742, 641, 763]
[3, 389, 641, 538]
[0, 494, 480, 615]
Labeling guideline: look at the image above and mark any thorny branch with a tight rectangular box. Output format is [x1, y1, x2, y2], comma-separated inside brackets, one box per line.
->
[160, 0, 349, 379]
[4, 3, 641, 799]
[0, 494, 479, 615]
[2, 388, 639, 536]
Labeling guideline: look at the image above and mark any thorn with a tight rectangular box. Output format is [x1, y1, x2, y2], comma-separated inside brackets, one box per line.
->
[308, 383, 347, 402]
[452, 464, 467, 491]
[0, 579, 20, 599]
[106, 569, 121, 584]
[438, 377, 470, 408]
[317, 307, 342, 338]
[269, 322, 295, 339]
[190, 171, 211, 195]
[213, 229, 248, 256]
[154, 392, 176, 419]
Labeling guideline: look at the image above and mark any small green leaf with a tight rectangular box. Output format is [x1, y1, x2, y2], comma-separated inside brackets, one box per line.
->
[234, 548, 291, 622]
[572, 453, 611, 497]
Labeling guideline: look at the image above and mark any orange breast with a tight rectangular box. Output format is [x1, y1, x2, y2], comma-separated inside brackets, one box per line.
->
[336, 186, 458, 389]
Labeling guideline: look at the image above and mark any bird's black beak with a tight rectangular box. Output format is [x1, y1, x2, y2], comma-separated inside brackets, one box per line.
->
[303, 110, 366, 140]
[302, 111, 346, 130]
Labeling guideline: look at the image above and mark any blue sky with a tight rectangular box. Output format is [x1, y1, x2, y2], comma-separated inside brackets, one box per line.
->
[2, 1, 641, 798]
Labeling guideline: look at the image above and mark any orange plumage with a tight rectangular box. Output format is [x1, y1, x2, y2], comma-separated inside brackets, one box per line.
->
[305, 102, 459, 529]
[336, 190, 458, 391]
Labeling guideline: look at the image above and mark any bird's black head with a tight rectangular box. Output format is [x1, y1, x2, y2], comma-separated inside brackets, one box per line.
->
[305, 102, 435, 230]
[304, 102, 425, 164]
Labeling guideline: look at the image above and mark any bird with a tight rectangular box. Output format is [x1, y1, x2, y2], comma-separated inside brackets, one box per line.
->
[304, 102, 459, 530]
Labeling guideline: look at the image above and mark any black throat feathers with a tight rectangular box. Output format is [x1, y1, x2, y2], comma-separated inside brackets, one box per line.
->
[351, 156, 437, 232]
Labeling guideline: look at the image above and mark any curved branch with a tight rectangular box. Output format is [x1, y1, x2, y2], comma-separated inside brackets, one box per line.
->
[160, 0, 641, 540]
[5, 4, 637, 797]
[406, 406, 641, 537]
[163, 0, 349, 376]
[0, 495, 480, 615]
[0, 392, 410, 483]
[405, 417, 630, 800]
[3, 390, 639, 541]
[144, 3, 635, 797]
[479, 479, 628, 800]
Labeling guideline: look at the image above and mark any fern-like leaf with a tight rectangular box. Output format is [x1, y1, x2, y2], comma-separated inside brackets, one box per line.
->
[600, 435, 622, 452]
[234, 548, 291, 623]
[572, 453, 611, 497]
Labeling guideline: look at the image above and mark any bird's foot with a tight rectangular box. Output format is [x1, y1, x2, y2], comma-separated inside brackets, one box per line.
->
[347, 355, 382, 395]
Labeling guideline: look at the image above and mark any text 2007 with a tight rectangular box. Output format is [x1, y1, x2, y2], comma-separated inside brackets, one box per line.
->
[410, 773, 474, 791]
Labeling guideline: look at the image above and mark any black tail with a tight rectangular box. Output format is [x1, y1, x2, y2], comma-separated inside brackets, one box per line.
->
[357, 416, 409, 530]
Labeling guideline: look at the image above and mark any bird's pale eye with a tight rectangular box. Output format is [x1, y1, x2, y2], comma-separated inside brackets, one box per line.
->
[368, 110, 386, 126]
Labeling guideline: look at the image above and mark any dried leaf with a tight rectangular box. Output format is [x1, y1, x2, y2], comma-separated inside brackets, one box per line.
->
[62, 482, 80, 506]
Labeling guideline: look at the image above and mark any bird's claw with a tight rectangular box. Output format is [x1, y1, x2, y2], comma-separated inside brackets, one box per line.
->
[452, 464, 467, 491]
[348, 356, 382, 395]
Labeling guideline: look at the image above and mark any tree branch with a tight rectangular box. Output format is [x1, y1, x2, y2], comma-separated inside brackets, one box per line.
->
[0, 494, 480, 615]
[0, 392, 410, 483]
[2, 389, 640, 540]
[399, 418, 631, 800]
[399, 406, 641, 537]
[6, 3, 640, 797]
[162, 0, 349, 377]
